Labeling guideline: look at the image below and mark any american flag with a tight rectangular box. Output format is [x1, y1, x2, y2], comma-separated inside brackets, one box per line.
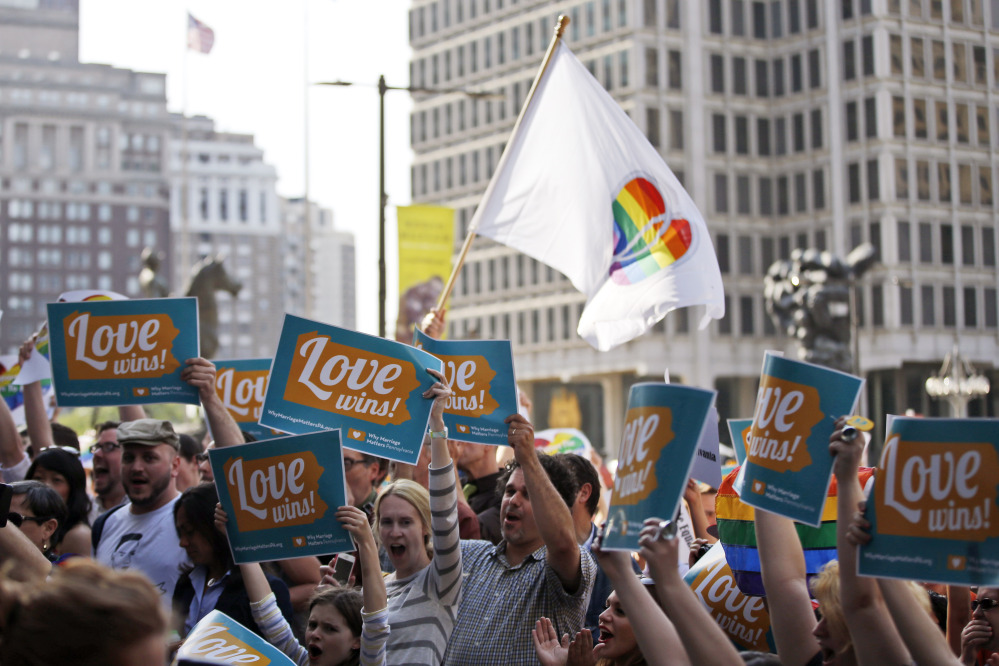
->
[187, 13, 215, 54]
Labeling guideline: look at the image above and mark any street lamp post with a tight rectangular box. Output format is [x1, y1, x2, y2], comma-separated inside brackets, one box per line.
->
[315, 78, 500, 338]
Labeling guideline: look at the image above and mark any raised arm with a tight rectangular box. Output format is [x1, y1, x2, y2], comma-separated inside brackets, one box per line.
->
[424, 369, 462, 604]
[336, 504, 386, 613]
[181, 358, 244, 448]
[831, 417, 910, 665]
[682, 479, 712, 541]
[755, 505, 820, 664]
[118, 404, 146, 422]
[420, 308, 447, 340]
[507, 413, 581, 590]
[0, 517, 52, 582]
[593, 543, 691, 666]
[18, 339, 53, 452]
[638, 518, 742, 666]
[0, 389, 26, 472]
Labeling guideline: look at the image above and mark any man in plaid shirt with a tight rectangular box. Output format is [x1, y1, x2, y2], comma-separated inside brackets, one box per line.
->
[442, 414, 596, 665]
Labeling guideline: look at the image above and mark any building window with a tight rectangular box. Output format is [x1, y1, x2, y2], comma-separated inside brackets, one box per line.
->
[964, 287, 977, 327]
[715, 173, 729, 213]
[843, 40, 856, 80]
[668, 50, 682, 88]
[755, 59, 769, 96]
[740, 295, 755, 334]
[711, 54, 725, 93]
[896, 159, 909, 200]
[919, 222, 933, 263]
[733, 57, 747, 94]
[921, 285, 935, 326]
[713, 114, 727, 153]
[808, 49, 821, 88]
[867, 159, 880, 200]
[709, 0, 723, 33]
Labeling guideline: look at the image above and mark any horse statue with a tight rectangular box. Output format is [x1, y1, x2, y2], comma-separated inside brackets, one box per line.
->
[183, 254, 242, 360]
[138, 248, 170, 299]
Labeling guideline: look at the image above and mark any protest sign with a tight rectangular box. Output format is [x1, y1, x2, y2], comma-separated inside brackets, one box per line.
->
[684, 544, 776, 653]
[691, 405, 722, 488]
[15, 290, 129, 386]
[602, 382, 716, 551]
[395, 205, 453, 343]
[859, 417, 999, 586]
[726, 419, 752, 466]
[260, 315, 442, 464]
[46, 298, 200, 407]
[211, 430, 353, 564]
[213, 359, 281, 441]
[412, 328, 517, 446]
[174, 610, 295, 665]
[734, 353, 862, 526]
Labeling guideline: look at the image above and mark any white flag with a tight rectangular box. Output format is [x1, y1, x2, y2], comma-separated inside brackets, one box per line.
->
[471, 42, 724, 351]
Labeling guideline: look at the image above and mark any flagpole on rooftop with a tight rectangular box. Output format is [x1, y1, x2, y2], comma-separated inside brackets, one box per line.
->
[433, 14, 570, 315]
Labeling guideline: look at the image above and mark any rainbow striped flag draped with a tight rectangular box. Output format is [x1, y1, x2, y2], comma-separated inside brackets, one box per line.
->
[716, 465, 875, 597]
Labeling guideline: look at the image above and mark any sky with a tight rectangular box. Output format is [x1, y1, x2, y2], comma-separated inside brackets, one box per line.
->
[79, 0, 415, 336]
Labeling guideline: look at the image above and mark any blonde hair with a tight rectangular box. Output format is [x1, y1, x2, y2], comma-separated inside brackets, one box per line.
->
[0, 559, 166, 666]
[374, 478, 433, 560]
[811, 560, 932, 659]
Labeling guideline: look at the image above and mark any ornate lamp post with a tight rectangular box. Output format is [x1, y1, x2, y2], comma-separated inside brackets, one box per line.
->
[925, 346, 991, 417]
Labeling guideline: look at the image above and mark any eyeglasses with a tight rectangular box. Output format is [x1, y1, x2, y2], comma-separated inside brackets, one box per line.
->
[196, 453, 211, 463]
[972, 598, 999, 612]
[343, 458, 371, 471]
[89, 442, 122, 455]
[7, 512, 49, 528]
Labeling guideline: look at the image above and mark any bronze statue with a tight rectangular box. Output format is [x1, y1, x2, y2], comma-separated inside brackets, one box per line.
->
[137, 247, 242, 360]
[182, 254, 242, 360]
[763, 244, 876, 373]
[138, 248, 170, 299]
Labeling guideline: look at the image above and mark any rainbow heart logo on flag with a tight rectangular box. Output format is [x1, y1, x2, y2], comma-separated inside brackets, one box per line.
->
[610, 177, 692, 285]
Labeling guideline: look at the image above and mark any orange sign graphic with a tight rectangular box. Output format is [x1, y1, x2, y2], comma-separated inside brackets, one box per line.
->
[62, 311, 180, 380]
[183, 622, 273, 665]
[610, 406, 674, 506]
[746, 377, 823, 473]
[439, 355, 498, 418]
[216, 367, 269, 424]
[877, 435, 999, 542]
[224, 451, 328, 533]
[689, 555, 772, 651]
[284, 332, 420, 426]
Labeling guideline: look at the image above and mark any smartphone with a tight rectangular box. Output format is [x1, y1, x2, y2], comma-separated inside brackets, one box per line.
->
[331, 553, 356, 585]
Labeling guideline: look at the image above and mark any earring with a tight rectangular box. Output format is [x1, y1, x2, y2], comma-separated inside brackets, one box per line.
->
[42, 542, 50, 553]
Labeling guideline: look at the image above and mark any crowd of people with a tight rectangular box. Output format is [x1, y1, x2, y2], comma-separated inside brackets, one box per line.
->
[0, 318, 995, 666]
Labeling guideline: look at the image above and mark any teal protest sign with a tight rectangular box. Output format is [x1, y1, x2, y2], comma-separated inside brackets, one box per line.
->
[210, 430, 353, 564]
[602, 383, 716, 551]
[726, 418, 752, 466]
[734, 353, 862, 527]
[212, 358, 282, 441]
[46, 297, 200, 406]
[684, 544, 776, 653]
[859, 417, 999, 586]
[175, 610, 296, 665]
[260, 315, 443, 464]
[413, 328, 518, 446]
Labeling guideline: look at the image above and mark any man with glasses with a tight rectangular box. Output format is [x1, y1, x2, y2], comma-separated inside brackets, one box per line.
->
[962, 588, 999, 665]
[89, 421, 127, 522]
[343, 450, 382, 520]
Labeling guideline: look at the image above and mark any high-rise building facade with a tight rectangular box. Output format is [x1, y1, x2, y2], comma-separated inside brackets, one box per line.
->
[0, 0, 173, 353]
[408, 0, 998, 454]
[168, 114, 285, 359]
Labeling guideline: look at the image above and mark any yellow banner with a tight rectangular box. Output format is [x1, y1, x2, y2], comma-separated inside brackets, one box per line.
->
[395, 205, 454, 342]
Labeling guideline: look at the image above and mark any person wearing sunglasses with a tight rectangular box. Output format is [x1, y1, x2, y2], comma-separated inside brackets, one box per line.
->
[961, 589, 999, 666]
[8, 480, 68, 561]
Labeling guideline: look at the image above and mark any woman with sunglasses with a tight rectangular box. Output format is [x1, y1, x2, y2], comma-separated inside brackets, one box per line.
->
[8, 480, 70, 562]
[960, 590, 999, 666]
[25, 447, 92, 557]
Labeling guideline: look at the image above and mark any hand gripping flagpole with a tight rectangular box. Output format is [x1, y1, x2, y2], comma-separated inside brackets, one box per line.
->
[431, 14, 570, 316]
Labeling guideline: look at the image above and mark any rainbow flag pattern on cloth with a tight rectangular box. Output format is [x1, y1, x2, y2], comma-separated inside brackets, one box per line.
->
[610, 177, 692, 285]
[716, 465, 875, 597]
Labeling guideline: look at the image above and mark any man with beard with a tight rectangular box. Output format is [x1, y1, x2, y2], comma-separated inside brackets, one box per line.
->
[93, 357, 239, 606]
[88, 421, 128, 522]
[442, 415, 596, 666]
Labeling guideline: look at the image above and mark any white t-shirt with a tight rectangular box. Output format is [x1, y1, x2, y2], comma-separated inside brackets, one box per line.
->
[95, 497, 190, 606]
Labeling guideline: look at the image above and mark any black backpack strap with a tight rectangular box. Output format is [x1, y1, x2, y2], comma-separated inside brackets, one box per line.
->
[91, 502, 127, 552]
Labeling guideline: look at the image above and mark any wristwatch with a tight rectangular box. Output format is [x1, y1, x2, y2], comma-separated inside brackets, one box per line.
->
[429, 427, 448, 440]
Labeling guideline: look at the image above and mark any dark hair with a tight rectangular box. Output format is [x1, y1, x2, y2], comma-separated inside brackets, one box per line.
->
[174, 483, 232, 573]
[927, 590, 947, 633]
[9, 480, 68, 546]
[25, 448, 91, 539]
[177, 434, 202, 462]
[308, 587, 362, 666]
[497, 452, 578, 509]
[240, 430, 258, 443]
[95, 421, 120, 436]
[49, 423, 80, 451]
[556, 453, 601, 516]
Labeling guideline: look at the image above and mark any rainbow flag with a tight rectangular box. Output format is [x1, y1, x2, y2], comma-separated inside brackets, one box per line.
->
[717, 465, 874, 597]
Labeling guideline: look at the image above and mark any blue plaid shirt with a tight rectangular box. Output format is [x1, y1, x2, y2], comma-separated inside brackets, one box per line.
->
[441, 540, 596, 666]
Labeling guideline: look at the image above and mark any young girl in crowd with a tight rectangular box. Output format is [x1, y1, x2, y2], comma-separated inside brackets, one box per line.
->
[172, 483, 294, 639]
[25, 448, 91, 556]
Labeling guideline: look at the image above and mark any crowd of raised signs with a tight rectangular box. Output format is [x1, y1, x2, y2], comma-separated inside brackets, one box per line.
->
[0, 313, 996, 666]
